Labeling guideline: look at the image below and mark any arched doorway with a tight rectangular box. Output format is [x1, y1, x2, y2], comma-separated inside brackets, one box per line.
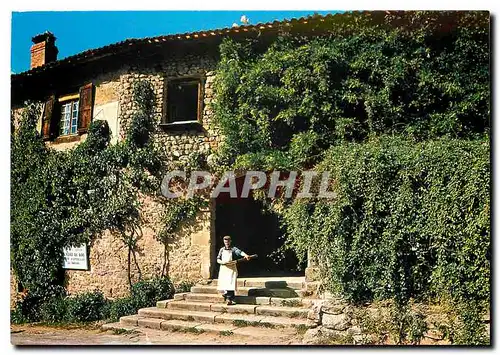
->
[212, 175, 306, 277]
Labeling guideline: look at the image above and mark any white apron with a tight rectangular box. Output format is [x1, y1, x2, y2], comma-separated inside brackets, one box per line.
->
[217, 249, 238, 291]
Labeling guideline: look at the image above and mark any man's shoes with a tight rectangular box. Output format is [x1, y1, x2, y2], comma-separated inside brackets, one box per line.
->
[227, 300, 236, 305]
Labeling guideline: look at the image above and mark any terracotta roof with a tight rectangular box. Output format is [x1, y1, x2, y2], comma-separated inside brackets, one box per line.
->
[13, 11, 483, 80]
[12, 12, 341, 79]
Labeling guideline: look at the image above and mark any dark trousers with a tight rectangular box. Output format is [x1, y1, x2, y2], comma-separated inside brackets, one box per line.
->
[224, 290, 235, 301]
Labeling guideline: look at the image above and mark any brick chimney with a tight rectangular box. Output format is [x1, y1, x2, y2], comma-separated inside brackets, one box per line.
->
[30, 31, 58, 69]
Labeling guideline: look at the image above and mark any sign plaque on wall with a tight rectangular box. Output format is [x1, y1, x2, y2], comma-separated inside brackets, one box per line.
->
[63, 245, 89, 270]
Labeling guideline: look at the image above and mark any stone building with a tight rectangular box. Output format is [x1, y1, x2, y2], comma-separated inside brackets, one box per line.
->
[10, 15, 329, 302]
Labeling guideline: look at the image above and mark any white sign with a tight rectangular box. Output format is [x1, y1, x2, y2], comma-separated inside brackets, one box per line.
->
[63, 245, 89, 270]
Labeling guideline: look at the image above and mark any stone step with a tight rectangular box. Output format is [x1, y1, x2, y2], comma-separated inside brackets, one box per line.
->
[208, 277, 305, 290]
[128, 307, 315, 329]
[136, 307, 219, 323]
[167, 301, 256, 315]
[213, 312, 314, 329]
[158, 296, 320, 309]
[191, 285, 305, 298]
[255, 305, 309, 318]
[185, 292, 304, 307]
[104, 318, 302, 339]
[166, 301, 309, 318]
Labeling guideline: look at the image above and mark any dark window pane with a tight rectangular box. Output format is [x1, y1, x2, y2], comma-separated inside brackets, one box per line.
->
[167, 80, 199, 123]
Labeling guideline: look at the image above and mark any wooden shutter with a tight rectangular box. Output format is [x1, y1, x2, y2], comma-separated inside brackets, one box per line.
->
[197, 80, 204, 123]
[41, 95, 56, 140]
[77, 83, 94, 134]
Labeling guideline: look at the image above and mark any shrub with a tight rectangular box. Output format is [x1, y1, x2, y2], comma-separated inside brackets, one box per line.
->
[39, 296, 68, 324]
[131, 277, 174, 309]
[66, 290, 109, 323]
[282, 136, 489, 344]
[11, 285, 66, 324]
[450, 301, 489, 345]
[11, 307, 26, 325]
[107, 297, 137, 322]
[174, 280, 195, 294]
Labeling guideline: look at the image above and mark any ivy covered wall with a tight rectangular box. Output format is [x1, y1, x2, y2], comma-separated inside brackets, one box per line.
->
[211, 11, 490, 344]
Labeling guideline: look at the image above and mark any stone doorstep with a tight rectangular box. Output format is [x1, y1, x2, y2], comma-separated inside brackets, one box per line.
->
[191, 285, 306, 298]
[210, 303, 257, 314]
[185, 293, 307, 307]
[186, 293, 271, 305]
[156, 299, 177, 308]
[194, 323, 239, 333]
[259, 316, 315, 328]
[213, 313, 267, 325]
[102, 322, 138, 332]
[185, 293, 225, 303]
[208, 278, 305, 290]
[173, 292, 189, 301]
[120, 315, 143, 327]
[214, 313, 315, 329]
[160, 319, 203, 332]
[138, 317, 163, 330]
[119, 309, 314, 332]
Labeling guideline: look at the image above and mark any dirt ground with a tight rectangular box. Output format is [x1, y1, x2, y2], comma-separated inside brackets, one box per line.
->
[10, 323, 305, 346]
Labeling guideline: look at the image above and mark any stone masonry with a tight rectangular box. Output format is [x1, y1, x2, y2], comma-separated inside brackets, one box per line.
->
[11, 50, 222, 304]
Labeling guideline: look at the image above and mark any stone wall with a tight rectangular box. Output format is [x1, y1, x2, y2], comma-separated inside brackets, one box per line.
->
[11, 50, 222, 303]
[65, 195, 212, 299]
[117, 52, 220, 158]
[302, 296, 488, 345]
[52, 53, 219, 298]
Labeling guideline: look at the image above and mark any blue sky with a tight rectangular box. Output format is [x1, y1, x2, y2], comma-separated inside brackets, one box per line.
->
[11, 11, 339, 74]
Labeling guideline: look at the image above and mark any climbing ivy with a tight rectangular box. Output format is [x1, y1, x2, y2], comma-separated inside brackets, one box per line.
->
[212, 11, 489, 171]
[211, 11, 490, 344]
[10, 80, 205, 320]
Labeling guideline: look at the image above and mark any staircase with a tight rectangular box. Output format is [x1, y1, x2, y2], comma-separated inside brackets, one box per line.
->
[103, 277, 319, 339]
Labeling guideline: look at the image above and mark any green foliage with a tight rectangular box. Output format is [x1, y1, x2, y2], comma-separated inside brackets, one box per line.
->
[10, 81, 196, 323]
[13, 277, 175, 324]
[130, 276, 175, 309]
[354, 301, 428, 345]
[389, 303, 428, 345]
[212, 12, 490, 345]
[212, 11, 489, 170]
[283, 137, 489, 306]
[107, 297, 137, 323]
[11, 285, 66, 324]
[449, 301, 489, 345]
[39, 296, 68, 324]
[65, 290, 109, 323]
[174, 280, 195, 294]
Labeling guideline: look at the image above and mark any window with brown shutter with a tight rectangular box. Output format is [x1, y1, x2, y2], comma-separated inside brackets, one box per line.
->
[41, 83, 94, 142]
[41, 94, 56, 140]
[77, 83, 94, 134]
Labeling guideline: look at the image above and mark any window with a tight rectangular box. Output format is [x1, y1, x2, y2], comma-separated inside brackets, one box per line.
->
[165, 78, 202, 124]
[59, 100, 79, 136]
[42, 83, 93, 141]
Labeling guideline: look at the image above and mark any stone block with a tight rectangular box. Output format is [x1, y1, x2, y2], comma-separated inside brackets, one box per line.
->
[322, 313, 350, 331]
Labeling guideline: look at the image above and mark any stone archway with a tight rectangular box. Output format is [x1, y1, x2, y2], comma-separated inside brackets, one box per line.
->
[210, 175, 306, 278]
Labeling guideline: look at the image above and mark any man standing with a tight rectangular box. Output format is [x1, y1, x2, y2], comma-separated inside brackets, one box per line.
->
[217, 235, 251, 305]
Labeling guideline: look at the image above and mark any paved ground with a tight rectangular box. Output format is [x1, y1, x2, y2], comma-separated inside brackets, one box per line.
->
[11, 323, 305, 346]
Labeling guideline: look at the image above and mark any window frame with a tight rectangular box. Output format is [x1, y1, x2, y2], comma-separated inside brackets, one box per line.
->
[55, 93, 80, 141]
[59, 98, 80, 137]
[162, 75, 205, 127]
